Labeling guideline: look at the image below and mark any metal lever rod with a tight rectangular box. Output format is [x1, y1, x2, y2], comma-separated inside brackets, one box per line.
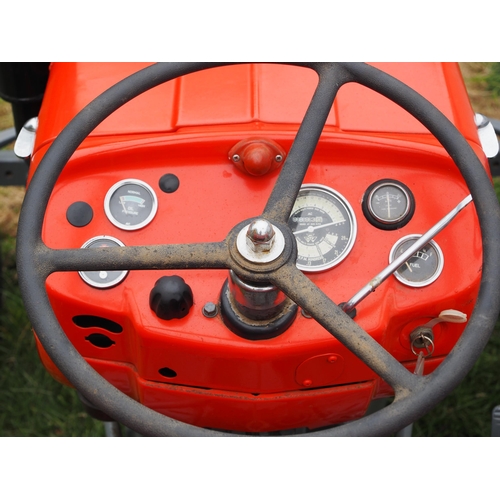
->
[342, 195, 473, 314]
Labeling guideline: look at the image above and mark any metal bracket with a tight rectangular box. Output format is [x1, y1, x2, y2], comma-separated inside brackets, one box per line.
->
[0, 127, 16, 149]
[0, 150, 28, 186]
[0, 126, 28, 186]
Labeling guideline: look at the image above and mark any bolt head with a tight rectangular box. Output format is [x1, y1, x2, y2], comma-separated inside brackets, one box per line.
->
[202, 302, 218, 318]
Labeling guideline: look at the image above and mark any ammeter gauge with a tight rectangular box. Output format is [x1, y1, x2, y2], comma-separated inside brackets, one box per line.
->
[389, 234, 444, 287]
[362, 179, 415, 230]
[288, 184, 357, 272]
[105, 179, 158, 230]
[78, 236, 128, 288]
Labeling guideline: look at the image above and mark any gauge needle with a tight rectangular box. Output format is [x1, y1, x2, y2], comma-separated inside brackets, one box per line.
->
[293, 220, 345, 235]
[342, 194, 473, 314]
[405, 261, 413, 272]
[315, 243, 325, 261]
[120, 199, 129, 214]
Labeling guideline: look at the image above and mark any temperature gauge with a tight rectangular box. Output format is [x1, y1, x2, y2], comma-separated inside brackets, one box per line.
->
[105, 179, 158, 230]
[79, 236, 129, 289]
[389, 234, 444, 287]
[362, 179, 415, 230]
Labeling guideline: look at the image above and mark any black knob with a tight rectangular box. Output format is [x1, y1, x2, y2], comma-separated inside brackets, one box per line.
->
[149, 276, 193, 320]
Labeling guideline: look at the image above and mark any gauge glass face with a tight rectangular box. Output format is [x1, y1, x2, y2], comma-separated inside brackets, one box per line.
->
[105, 179, 158, 230]
[78, 236, 128, 288]
[389, 235, 444, 287]
[368, 183, 410, 223]
[288, 184, 357, 272]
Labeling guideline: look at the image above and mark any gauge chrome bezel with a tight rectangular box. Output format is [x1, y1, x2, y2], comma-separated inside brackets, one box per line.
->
[389, 234, 444, 288]
[290, 183, 357, 272]
[78, 235, 129, 289]
[362, 179, 415, 230]
[104, 178, 158, 231]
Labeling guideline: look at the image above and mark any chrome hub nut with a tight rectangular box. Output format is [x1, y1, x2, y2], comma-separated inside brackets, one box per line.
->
[246, 219, 275, 253]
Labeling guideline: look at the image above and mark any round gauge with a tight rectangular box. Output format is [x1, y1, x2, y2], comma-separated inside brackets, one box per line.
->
[389, 234, 444, 287]
[288, 184, 357, 272]
[362, 179, 415, 230]
[78, 236, 128, 289]
[104, 179, 158, 230]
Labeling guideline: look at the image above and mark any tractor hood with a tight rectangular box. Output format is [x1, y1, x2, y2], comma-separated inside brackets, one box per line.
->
[34, 63, 479, 153]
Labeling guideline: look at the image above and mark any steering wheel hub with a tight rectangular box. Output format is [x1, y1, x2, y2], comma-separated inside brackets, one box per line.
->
[236, 219, 285, 264]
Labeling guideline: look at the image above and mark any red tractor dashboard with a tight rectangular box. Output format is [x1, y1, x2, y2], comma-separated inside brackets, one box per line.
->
[17, 63, 500, 436]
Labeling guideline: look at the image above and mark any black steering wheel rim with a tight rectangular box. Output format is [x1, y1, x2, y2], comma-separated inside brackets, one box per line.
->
[16, 62, 500, 436]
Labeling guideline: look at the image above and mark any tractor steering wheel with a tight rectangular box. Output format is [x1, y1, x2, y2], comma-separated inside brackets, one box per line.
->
[16, 63, 500, 436]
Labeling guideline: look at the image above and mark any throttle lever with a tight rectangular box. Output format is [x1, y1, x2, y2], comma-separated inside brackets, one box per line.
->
[421, 309, 467, 329]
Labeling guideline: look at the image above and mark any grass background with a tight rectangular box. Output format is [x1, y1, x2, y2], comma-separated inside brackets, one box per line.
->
[1, 63, 499, 437]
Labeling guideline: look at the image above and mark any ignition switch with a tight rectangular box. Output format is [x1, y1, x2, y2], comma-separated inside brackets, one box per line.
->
[408, 309, 467, 356]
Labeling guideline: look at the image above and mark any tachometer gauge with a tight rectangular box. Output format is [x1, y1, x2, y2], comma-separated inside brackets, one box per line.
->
[104, 179, 158, 230]
[78, 236, 128, 288]
[389, 234, 444, 287]
[288, 184, 357, 272]
[362, 179, 415, 230]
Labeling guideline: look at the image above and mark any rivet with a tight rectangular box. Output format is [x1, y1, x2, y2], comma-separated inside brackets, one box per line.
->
[328, 355, 337, 363]
[232, 154, 240, 162]
[275, 154, 283, 162]
[303, 379, 312, 387]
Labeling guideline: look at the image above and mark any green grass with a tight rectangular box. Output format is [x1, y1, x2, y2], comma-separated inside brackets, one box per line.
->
[485, 63, 500, 98]
[413, 325, 500, 436]
[0, 236, 104, 436]
[0, 97, 103, 436]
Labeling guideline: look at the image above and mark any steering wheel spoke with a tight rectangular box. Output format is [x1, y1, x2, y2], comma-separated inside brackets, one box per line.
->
[271, 263, 418, 394]
[262, 63, 351, 223]
[34, 241, 230, 277]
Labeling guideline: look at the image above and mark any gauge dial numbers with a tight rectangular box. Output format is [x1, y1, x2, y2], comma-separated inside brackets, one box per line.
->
[362, 179, 415, 230]
[389, 235, 444, 287]
[104, 179, 158, 230]
[78, 236, 129, 289]
[288, 184, 357, 272]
